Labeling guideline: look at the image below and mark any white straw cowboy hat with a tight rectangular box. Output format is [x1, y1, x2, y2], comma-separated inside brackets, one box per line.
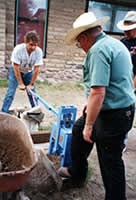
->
[65, 12, 110, 45]
[117, 11, 136, 31]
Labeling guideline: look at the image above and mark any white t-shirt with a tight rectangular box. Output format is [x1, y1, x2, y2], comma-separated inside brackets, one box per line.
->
[11, 43, 43, 73]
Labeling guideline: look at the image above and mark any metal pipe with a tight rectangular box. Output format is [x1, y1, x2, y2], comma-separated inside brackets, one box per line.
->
[27, 88, 58, 117]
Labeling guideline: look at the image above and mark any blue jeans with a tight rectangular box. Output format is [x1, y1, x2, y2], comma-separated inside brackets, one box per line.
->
[68, 104, 135, 200]
[1, 65, 38, 113]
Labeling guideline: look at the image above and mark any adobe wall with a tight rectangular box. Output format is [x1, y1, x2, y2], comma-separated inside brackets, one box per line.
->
[42, 0, 86, 82]
[0, 0, 6, 78]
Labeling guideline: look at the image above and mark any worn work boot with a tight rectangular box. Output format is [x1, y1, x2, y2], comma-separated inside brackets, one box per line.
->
[58, 167, 72, 178]
[58, 167, 86, 189]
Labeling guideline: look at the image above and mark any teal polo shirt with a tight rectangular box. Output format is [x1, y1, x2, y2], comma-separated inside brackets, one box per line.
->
[82, 32, 136, 110]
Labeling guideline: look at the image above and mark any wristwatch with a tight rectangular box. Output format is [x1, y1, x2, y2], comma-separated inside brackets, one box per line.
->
[31, 82, 34, 86]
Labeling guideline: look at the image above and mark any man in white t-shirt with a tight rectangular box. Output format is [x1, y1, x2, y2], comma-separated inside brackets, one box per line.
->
[1, 30, 43, 113]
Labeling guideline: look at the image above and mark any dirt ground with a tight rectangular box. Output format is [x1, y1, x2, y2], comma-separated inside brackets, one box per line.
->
[0, 82, 136, 200]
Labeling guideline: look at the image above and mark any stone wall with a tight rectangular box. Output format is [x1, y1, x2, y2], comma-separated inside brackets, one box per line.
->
[40, 0, 86, 82]
[5, 0, 15, 67]
[0, 0, 6, 78]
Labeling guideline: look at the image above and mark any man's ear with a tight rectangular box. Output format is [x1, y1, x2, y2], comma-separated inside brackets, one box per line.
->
[80, 34, 88, 44]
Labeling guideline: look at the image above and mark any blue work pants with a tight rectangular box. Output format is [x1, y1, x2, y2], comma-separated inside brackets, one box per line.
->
[1, 65, 37, 113]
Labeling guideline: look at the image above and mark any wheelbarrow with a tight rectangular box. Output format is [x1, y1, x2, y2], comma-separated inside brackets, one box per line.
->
[0, 112, 38, 199]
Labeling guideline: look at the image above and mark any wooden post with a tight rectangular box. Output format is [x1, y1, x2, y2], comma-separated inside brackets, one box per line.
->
[40, 149, 63, 191]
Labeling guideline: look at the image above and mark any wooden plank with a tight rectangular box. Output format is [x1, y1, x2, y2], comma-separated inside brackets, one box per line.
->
[40, 149, 63, 191]
[30, 131, 50, 144]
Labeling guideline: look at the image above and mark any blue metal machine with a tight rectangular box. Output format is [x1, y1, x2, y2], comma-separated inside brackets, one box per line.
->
[28, 88, 77, 167]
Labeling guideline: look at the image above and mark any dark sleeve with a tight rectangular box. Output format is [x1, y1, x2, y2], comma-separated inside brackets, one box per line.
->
[121, 38, 136, 75]
[132, 55, 136, 75]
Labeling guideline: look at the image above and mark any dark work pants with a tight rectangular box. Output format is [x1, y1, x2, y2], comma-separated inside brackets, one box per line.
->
[68, 104, 135, 200]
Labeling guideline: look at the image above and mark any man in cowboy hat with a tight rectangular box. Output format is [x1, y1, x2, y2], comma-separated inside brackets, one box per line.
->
[117, 11, 136, 87]
[58, 12, 136, 200]
[117, 11, 136, 152]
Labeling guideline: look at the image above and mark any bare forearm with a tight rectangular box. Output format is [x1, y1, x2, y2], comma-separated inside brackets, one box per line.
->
[133, 75, 136, 88]
[31, 66, 40, 84]
[13, 64, 23, 85]
[85, 87, 105, 125]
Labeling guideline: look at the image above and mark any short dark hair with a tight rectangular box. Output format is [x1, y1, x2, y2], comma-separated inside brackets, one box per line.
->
[24, 30, 40, 43]
[82, 26, 102, 35]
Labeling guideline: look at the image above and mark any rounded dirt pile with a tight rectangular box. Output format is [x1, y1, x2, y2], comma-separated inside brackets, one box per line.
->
[0, 113, 35, 172]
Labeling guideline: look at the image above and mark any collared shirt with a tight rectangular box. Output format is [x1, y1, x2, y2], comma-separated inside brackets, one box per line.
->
[82, 32, 136, 110]
[11, 43, 43, 73]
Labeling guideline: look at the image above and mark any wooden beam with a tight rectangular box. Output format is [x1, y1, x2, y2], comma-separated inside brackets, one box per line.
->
[40, 149, 63, 191]
[31, 131, 50, 144]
